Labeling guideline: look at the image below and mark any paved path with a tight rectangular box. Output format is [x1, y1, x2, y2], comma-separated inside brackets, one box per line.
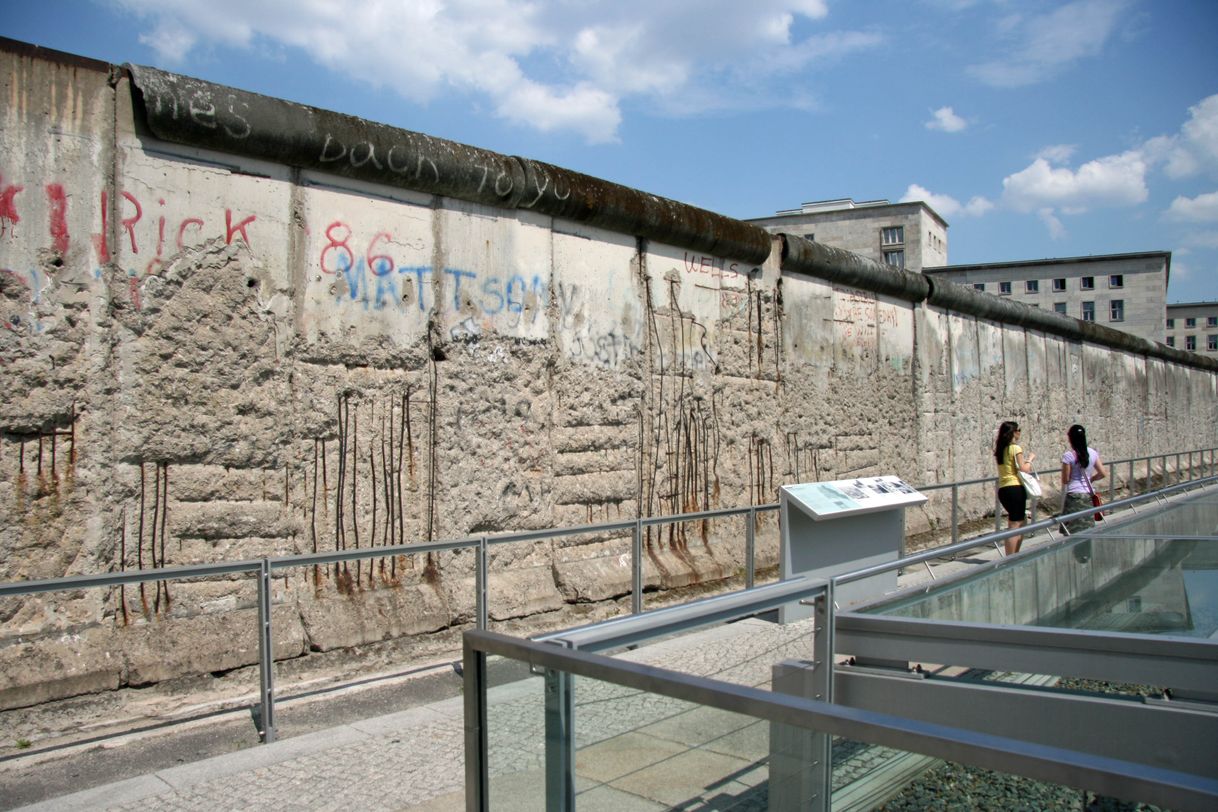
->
[12, 536, 1027, 811]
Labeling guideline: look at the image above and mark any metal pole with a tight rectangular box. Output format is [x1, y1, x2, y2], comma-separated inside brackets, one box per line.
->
[632, 518, 643, 615]
[746, 508, 756, 589]
[544, 669, 576, 811]
[463, 637, 488, 812]
[257, 558, 276, 744]
[951, 483, 960, 546]
[477, 537, 488, 631]
[770, 581, 834, 812]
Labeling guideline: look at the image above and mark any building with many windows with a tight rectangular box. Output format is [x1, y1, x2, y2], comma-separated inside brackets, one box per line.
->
[1165, 302, 1218, 356]
[745, 198, 948, 272]
[921, 253, 1170, 344]
[748, 198, 1190, 351]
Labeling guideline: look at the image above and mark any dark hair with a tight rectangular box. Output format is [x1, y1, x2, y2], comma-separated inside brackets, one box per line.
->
[994, 421, 1019, 465]
[1068, 424, 1091, 469]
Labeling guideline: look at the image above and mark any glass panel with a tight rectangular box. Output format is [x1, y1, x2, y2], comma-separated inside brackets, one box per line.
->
[573, 677, 768, 808]
[479, 654, 1165, 811]
[484, 654, 548, 808]
[866, 495, 1218, 638]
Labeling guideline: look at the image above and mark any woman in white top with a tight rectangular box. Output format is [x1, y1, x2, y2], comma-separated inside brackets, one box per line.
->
[1060, 424, 1106, 533]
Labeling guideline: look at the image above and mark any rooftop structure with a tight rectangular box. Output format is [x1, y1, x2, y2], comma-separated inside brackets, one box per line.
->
[746, 198, 949, 272]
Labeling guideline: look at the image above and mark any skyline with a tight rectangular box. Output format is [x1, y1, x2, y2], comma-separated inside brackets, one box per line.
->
[4, 0, 1218, 303]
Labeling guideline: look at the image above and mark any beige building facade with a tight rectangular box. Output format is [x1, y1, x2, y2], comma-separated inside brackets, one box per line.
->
[922, 253, 1171, 345]
[746, 198, 948, 272]
[1166, 302, 1218, 356]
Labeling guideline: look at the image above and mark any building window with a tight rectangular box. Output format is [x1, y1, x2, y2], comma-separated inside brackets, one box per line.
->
[999, 281, 1012, 295]
[1081, 276, 1095, 290]
[1054, 302, 1067, 314]
[1186, 335, 1196, 351]
[1208, 316, 1217, 327]
[1166, 318, 1175, 328]
[1109, 274, 1124, 288]
[1209, 335, 1218, 351]
[881, 226, 904, 245]
[1025, 280, 1039, 293]
[1186, 317, 1197, 327]
[1082, 301, 1095, 321]
[1110, 299, 1124, 322]
[1167, 336, 1175, 347]
[973, 283, 985, 292]
[882, 250, 905, 269]
[1053, 278, 1067, 292]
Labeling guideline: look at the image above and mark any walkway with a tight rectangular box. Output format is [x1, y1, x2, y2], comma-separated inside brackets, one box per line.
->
[9, 536, 1034, 811]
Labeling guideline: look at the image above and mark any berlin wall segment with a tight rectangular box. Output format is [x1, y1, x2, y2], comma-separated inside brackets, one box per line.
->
[1, 41, 1216, 718]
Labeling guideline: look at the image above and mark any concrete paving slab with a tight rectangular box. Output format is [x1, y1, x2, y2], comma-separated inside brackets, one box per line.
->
[574, 730, 689, 784]
[605, 746, 761, 807]
[14, 774, 175, 812]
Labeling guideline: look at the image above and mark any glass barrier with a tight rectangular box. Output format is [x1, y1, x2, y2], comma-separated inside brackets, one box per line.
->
[867, 526, 1218, 639]
[473, 645, 1194, 811]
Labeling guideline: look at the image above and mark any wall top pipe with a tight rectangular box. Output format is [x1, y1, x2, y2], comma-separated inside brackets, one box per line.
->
[125, 64, 773, 264]
[779, 233, 931, 304]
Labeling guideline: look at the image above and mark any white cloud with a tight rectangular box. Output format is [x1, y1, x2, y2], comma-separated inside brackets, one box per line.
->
[967, 0, 1131, 87]
[1165, 191, 1218, 223]
[900, 184, 993, 218]
[925, 106, 967, 133]
[999, 92, 1218, 230]
[1038, 208, 1067, 240]
[1001, 150, 1148, 212]
[1036, 144, 1077, 164]
[112, 0, 872, 142]
[1143, 95, 1218, 179]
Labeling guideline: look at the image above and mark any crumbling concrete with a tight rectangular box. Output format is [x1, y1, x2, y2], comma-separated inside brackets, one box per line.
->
[1, 39, 1215, 712]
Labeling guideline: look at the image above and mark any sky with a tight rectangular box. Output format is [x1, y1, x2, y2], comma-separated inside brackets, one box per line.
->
[4, 0, 1218, 303]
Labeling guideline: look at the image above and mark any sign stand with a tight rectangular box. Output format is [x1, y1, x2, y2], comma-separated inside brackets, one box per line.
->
[779, 476, 926, 622]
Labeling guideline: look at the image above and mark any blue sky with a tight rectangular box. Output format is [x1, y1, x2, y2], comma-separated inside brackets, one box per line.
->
[5, 0, 1218, 302]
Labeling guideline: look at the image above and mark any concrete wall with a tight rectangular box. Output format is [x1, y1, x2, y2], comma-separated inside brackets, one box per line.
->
[2, 40, 1216, 708]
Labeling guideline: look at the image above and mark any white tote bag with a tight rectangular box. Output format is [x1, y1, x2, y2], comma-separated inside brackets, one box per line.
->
[1018, 468, 1042, 498]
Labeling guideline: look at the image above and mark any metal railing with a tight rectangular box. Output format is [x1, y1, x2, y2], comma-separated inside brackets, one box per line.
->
[0, 447, 1214, 744]
[465, 477, 1218, 810]
[462, 628, 1218, 811]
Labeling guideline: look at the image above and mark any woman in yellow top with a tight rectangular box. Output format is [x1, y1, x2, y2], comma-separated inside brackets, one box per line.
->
[994, 420, 1036, 555]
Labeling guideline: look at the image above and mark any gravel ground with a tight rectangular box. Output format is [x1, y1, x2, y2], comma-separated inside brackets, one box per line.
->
[877, 680, 1173, 812]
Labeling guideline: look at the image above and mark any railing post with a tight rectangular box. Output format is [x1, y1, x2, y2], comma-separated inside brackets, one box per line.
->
[463, 637, 489, 812]
[257, 558, 276, 744]
[745, 508, 756, 589]
[770, 582, 833, 812]
[477, 537, 488, 631]
[544, 668, 576, 811]
[632, 518, 643, 615]
[951, 483, 960, 546]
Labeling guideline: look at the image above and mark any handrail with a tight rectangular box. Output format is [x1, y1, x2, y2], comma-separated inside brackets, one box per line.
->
[463, 629, 1218, 811]
[537, 575, 827, 653]
[0, 447, 1214, 745]
[835, 475, 1218, 589]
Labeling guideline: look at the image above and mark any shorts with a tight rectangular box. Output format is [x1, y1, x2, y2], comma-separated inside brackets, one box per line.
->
[998, 485, 1027, 522]
[1061, 491, 1096, 533]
